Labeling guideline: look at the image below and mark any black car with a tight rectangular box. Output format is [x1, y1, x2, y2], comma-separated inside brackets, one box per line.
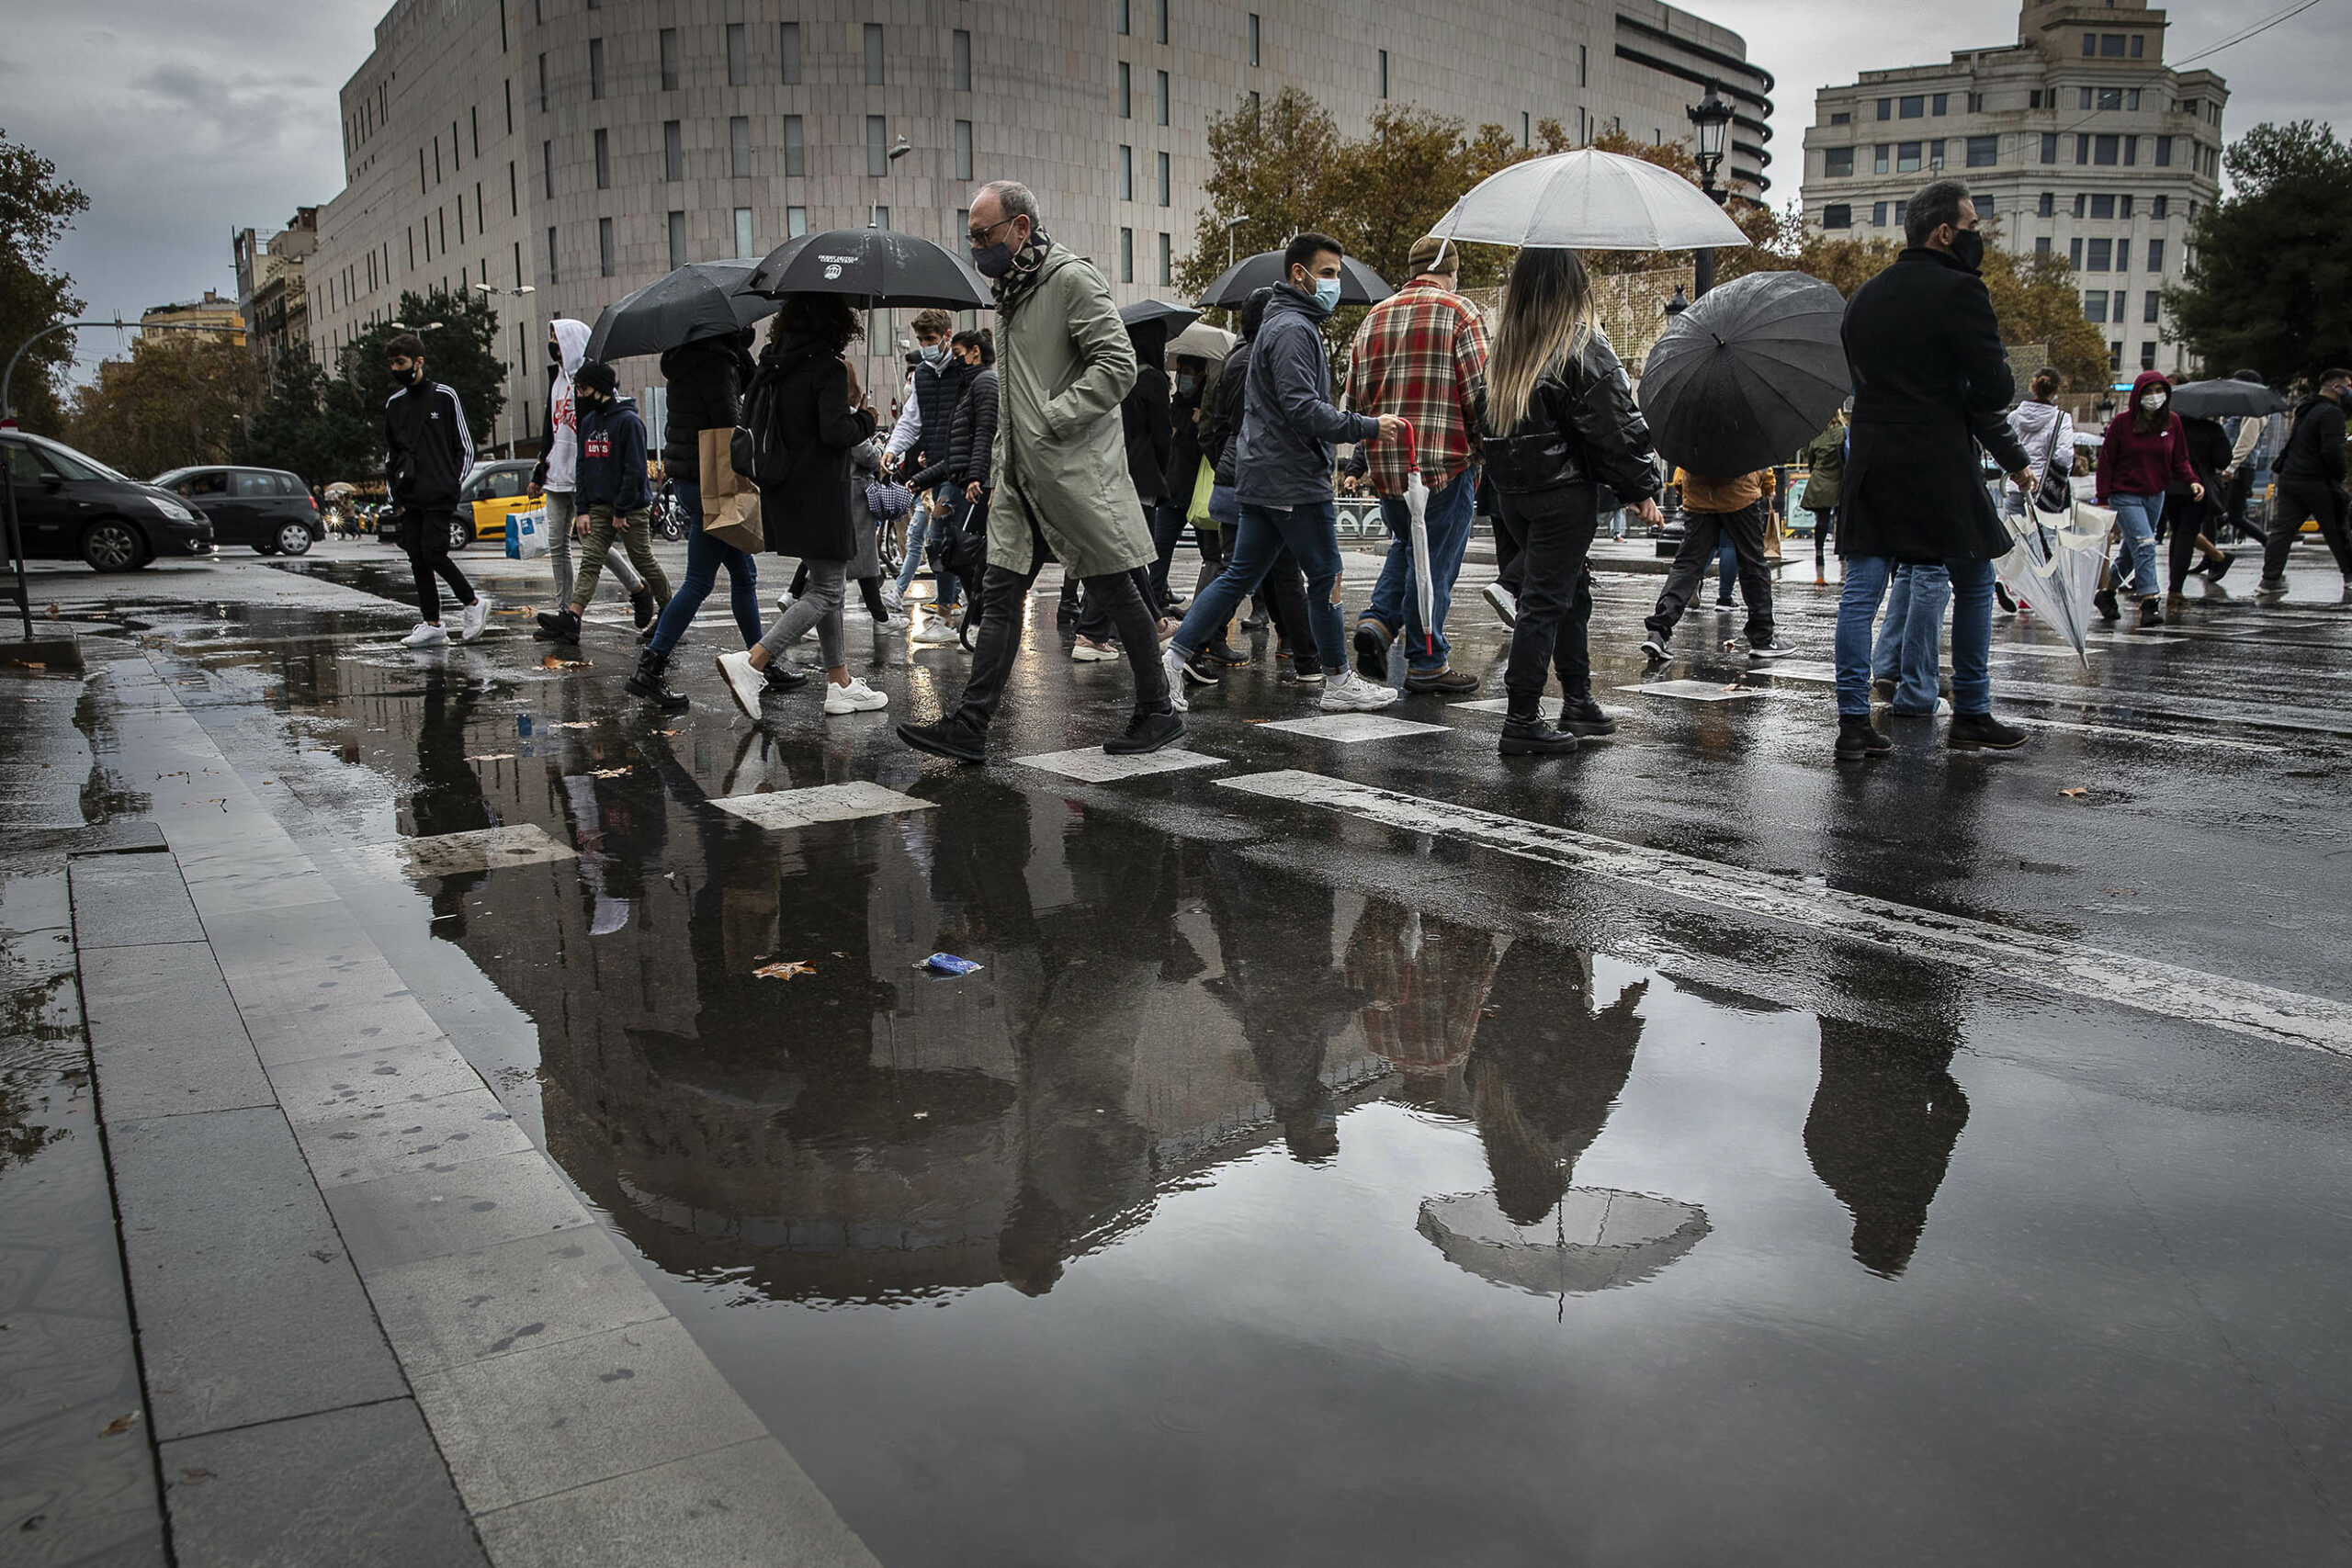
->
[152, 466, 322, 556]
[1, 431, 214, 571]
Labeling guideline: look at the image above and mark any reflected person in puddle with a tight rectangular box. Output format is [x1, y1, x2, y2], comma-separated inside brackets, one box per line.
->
[1464, 947, 1646, 1225]
[1205, 854, 1366, 1161]
[406, 668, 492, 938]
[1803, 976, 1971, 1278]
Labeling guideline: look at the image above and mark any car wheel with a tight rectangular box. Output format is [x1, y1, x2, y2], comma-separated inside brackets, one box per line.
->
[276, 521, 314, 556]
[81, 518, 145, 573]
[448, 517, 471, 552]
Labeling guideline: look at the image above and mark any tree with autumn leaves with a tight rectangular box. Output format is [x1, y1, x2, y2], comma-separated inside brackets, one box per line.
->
[1175, 87, 2107, 391]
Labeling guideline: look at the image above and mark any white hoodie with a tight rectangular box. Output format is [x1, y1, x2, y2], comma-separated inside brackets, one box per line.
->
[2007, 398, 2076, 481]
[543, 318, 594, 494]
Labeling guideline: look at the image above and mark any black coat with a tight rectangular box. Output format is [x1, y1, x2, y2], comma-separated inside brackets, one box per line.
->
[1838, 247, 2030, 561]
[1121, 365, 1174, 503]
[905, 367, 1000, 495]
[1478, 330, 1661, 502]
[743, 333, 876, 561]
[1205, 344, 1251, 487]
[2277, 393, 2348, 485]
[659, 334, 755, 483]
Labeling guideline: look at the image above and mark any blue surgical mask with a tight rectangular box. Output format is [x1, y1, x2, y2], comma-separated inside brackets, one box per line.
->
[1313, 277, 1342, 313]
[919, 344, 944, 364]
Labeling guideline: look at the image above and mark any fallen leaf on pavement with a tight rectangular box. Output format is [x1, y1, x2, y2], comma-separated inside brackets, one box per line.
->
[466, 752, 516, 762]
[655, 728, 681, 736]
[591, 766, 630, 778]
[2059, 787, 2088, 798]
[492, 607, 533, 615]
[542, 656, 590, 669]
[550, 720, 593, 729]
[753, 960, 816, 980]
[100, 1414, 139, 1437]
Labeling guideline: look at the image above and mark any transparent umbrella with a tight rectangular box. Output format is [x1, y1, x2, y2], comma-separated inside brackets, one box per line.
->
[1995, 495, 2107, 670]
[1419, 1187, 1711, 1300]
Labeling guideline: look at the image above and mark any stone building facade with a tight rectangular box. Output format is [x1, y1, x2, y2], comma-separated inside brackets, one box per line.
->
[232, 209, 320, 386]
[1800, 0, 2224, 380]
[308, 0, 1770, 443]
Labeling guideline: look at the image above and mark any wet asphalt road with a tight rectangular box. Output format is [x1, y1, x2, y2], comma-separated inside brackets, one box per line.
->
[18, 537, 2352, 1565]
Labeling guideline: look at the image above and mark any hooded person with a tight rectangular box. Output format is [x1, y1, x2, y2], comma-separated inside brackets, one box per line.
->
[547, 360, 673, 642]
[531, 318, 653, 640]
[2093, 370, 2202, 628]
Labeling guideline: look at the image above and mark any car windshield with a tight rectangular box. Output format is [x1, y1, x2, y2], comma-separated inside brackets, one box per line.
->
[153, 468, 196, 487]
[17, 434, 133, 484]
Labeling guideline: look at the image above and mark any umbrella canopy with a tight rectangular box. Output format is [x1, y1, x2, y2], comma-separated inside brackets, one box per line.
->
[1119, 298, 1202, 335]
[582, 259, 779, 362]
[1196, 251, 1392, 310]
[1430, 149, 1748, 252]
[322, 481, 357, 497]
[1166, 321, 1238, 362]
[1419, 1188, 1710, 1296]
[1995, 498, 2108, 670]
[1637, 270, 1850, 476]
[2167, 378, 2290, 419]
[747, 229, 989, 309]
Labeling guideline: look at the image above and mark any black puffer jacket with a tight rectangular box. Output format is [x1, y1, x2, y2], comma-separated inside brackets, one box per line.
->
[659, 333, 755, 484]
[1206, 342, 1252, 488]
[1122, 364, 1174, 502]
[1478, 330, 1661, 502]
[741, 333, 876, 560]
[2277, 392, 2348, 485]
[907, 367, 999, 495]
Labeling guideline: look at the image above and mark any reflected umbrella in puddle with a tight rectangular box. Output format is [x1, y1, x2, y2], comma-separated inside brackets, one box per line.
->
[1418, 1186, 1710, 1297]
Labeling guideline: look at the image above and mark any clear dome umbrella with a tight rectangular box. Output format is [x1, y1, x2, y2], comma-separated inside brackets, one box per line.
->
[1429, 149, 1747, 252]
[1419, 1187, 1710, 1303]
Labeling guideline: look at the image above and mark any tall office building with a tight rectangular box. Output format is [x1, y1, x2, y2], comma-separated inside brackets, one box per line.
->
[1801, 0, 2224, 379]
[308, 0, 1770, 442]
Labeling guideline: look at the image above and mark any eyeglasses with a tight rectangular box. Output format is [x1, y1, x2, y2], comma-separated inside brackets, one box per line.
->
[967, 216, 1015, 246]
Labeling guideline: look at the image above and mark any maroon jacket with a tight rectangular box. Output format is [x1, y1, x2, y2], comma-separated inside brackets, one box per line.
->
[2097, 371, 2200, 502]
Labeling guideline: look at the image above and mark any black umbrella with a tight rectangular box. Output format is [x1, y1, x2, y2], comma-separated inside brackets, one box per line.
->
[1637, 271, 1849, 477]
[2167, 377, 2290, 418]
[1195, 251, 1392, 309]
[582, 260, 779, 361]
[1118, 298, 1202, 334]
[746, 229, 989, 308]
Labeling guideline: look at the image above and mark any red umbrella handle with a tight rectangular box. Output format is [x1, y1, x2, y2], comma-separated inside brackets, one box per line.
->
[1394, 416, 1417, 474]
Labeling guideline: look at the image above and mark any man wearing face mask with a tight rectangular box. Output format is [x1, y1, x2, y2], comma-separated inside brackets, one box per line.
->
[2258, 367, 2352, 594]
[882, 308, 973, 633]
[1832, 178, 2035, 759]
[1161, 231, 1408, 712]
[381, 333, 488, 648]
[529, 318, 653, 640]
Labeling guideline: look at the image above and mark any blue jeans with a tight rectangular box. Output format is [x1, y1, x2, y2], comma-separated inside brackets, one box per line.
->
[1173, 500, 1346, 674]
[892, 489, 962, 610]
[1838, 557, 1995, 716]
[2111, 491, 2164, 598]
[648, 479, 761, 657]
[1365, 467, 1478, 673]
[1715, 536, 1737, 601]
[1870, 563, 1951, 711]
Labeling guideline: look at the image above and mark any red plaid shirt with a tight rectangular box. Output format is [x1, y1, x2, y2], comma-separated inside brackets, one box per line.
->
[1343, 278, 1490, 497]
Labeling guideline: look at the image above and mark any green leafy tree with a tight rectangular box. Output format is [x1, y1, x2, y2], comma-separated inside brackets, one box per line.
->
[2167, 120, 2352, 386]
[334, 286, 508, 456]
[64, 335, 262, 478]
[236, 352, 376, 486]
[0, 130, 90, 435]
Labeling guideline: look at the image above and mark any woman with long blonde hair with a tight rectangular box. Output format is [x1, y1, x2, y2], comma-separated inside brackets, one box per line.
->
[1477, 247, 1665, 757]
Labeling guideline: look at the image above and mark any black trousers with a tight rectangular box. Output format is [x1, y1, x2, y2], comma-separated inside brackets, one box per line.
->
[2262, 479, 2352, 581]
[1646, 499, 1773, 646]
[1493, 494, 1528, 597]
[1077, 565, 1157, 641]
[1498, 485, 1600, 715]
[400, 510, 473, 624]
[1813, 505, 1835, 569]
[2223, 468, 2258, 541]
[958, 520, 1171, 729]
[1261, 548, 1317, 673]
[2166, 489, 2215, 593]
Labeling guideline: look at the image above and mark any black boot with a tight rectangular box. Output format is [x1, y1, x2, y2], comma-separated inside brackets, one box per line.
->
[630, 585, 656, 629]
[2093, 586, 2120, 622]
[2203, 551, 2233, 582]
[2139, 597, 2164, 628]
[1499, 713, 1578, 756]
[534, 608, 581, 642]
[1835, 716, 1893, 760]
[898, 714, 989, 763]
[1947, 712, 2027, 750]
[1556, 695, 1619, 736]
[626, 649, 690, 712]
[1104, 706, 1185, 756]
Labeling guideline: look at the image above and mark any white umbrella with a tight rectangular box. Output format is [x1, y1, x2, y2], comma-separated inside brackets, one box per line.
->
[1994, 495, 2106, 670]
[1166, 321, 1238, 362]
[1419, 1187, 1710, 1297]
[1430, 149, 1748, 252]
[1397, 422, 1436, 659]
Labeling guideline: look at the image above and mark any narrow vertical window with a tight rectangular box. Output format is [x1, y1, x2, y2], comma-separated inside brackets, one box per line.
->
[470, 106, 480, 157]
[588, 38, 605, 99]
[1248, 13, 1260, 66]
[1578, 42, 1587, 87]
[598, 217, 614, 276]
[734, 208, 754, 256]
[864, 24, 885, 85]
[542, 140, 554, 197]
[594, 128, 610, 188]
[660, 28, 680, 90]
[504, 79, 514, 136]
[955, 120, 974, 182]
[1118, 0, 1130, 36]
[1158, 231, 1172, 285]
[537, 51, 548, 110]
[953, 29, 972, 91]
[1157, 70, 1169, 125]
[727, 23, 748, 85]
[668, 210, 688, 269]
[664, 120, 683, 181]
[1119, 144, 1133, 200]
[1156, 0, 1168, 44]
[508, 160, 517, 216]
[780, 23, 801, 83]
[786, 206, 808, 237]
[730, 116, 752, 177]
[1118, 62, 1131, 118]
[1378, 50, 1388, 99]
[866, 115, 888, 176]
[1157, 150, 1170, 206]
[783, 116, 806, 177]
[1119, 227, 1134, 283]
[547, 226, 559, 283]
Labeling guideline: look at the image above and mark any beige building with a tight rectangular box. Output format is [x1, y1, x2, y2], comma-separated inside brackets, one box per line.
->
[1800, 0, 2224, 380]
[141, 288, 246, 345]
[232, 208, 320, 383]
[308, 0, 1770, 444]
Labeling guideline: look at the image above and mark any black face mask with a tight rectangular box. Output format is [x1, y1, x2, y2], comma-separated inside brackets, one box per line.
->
[391, 365, 420, 388]
[547, 340, 563, 366]
[1949, 229, 1985, 272]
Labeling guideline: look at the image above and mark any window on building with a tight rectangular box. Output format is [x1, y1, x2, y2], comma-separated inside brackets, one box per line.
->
[1978, 193, 1996, 217]
[2090, 193, 2114, 219]
[668, 210, 687, 269]
[1830, 111, 1849, 126]
[870, 204, 889, 230]
[2151, 195, 2167, 219]
[588, 38, 605, 99]
[726, 23, 747, 85]
[2030, 89, 2042, 108]
[783, 116, 805, 177]
[2124, 135, 2140, 166]
[2073, 192, 2087, 218]
[594, 128, 610, 188]
[1823, 203, 1852, 229]
[953, 29, 972, 90]
[781, 23, 801, 84]
[470, 105, 480, 158]
[1826, 147, 1854, 177]
[1896, 141, 1922, 174]
[1118, 144, 1133, 199]
[734, 208, 753, 257]
[2131, 34, 2143, 57]
[2038, 191, 2054, 218]
[547, 225, 558, 283]
[2145, 237, 2165, 272]
[2069, 237, 2083, 267]
[2035, 236, 2052, 255]
[1875, 97, 1891, 120]
[1928, 138, 1946, 167]
[1118, 0, 1130, 36]
[1249, 14, 1261, 66]
[1119, 227, 1134, 283]
[1157, 69, 1169, 125]
[730, 117, 752, 177]
[2143, 290, 2161, 323]
[2111, 239, 2130, 270]
[1966, 134, 1997, 167]
[2139, 342, 2156, 370]
[2109, 340, 2123, 371]
[2079, 87, 2094, 111]
[1873, 144, 1890, 175]
[786, 206, 808, 237]
[1931, 93, 1948, 116]
[1872, 201, 1889, 228]
[509, 159, 518, 215]
[2100, 33, 2125, 55]
[1579, 44, 1589, 88]
[2075, 134, 2090, 164]
[866, 115, 888, 176]
[2119, 195, 2133, 219]
[598, 216, 614, 276]
[2095, 134, 2120, 165]
[1894, 200, 1908, 226]
[505, 78, 514, 135]
[542, 140, 554, 197]
[2041, 132, 2058, 164]
[1118, 62, 1131, 118]
[2154, 136, 2172, 168]
[664, 120, 683, 182]
[1968, 92, 1983, 112]
[1378, 50, 1389, 99]
[954, 119, 973, 181]
[1157, 0, 1169, 44]
[864, 24, 885, 85]
[1250, 89, 1261, 122]
[1157, 150, 1170, 206]
[2085, 290, 2108, 322]
[1159, 231, 1173, 285]
[1899, 96, 1923, 118]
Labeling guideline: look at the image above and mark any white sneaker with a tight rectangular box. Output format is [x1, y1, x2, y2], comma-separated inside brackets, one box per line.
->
[823, 677, 889, 715]
[912, 621, 960, 646]
[459, 595, 491, 642]
[401, 623, 447, 648]
[881, 583, 904, 614]
[715, 650, 767, 717]
[1070, 637, 1121, 662]
[1159, 645, 1191, 712]
[1483, 582, 1518, 628]
[1320, 670, 1399, 712]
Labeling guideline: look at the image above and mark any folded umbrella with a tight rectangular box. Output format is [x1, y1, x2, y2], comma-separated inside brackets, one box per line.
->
[1398, 421, 1435, 659]
[1118, 298, 1202, 335]
[1430, 148, 1748, 252]
[746, 229, 989, 309]
[1196, 251, 1391, 310]
[583, 260, 780, 362]
[1636, 271, 1849, 478]
[2166, 378, 2290, 419]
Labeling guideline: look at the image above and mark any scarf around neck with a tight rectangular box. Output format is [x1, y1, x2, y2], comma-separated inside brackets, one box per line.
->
[990, 227, 1056, 315]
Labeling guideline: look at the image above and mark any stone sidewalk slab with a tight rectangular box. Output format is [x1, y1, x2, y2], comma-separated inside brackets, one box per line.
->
[367, 1229, 671, 1380]
[295, 1086, 536, 1190]
[710, 781, 934, 830]
[330, 1149, 595, 1273]
[77, 941, 273, 1121]
[66, 852, 203, 949]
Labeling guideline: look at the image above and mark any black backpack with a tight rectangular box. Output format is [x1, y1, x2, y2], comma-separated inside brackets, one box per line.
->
[737, 354, 805, 491]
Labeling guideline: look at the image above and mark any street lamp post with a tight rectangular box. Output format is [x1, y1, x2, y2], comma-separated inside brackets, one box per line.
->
[1226, 213, 1250, 272]
[1686, 84, 1735, 299]
[473, 283, 537, 458]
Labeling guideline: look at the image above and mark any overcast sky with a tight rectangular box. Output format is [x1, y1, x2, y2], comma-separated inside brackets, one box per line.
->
[9, 0, 2341, 382]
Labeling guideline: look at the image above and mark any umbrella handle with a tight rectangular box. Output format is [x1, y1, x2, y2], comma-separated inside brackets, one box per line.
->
[1394, 416, 1417, 474]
